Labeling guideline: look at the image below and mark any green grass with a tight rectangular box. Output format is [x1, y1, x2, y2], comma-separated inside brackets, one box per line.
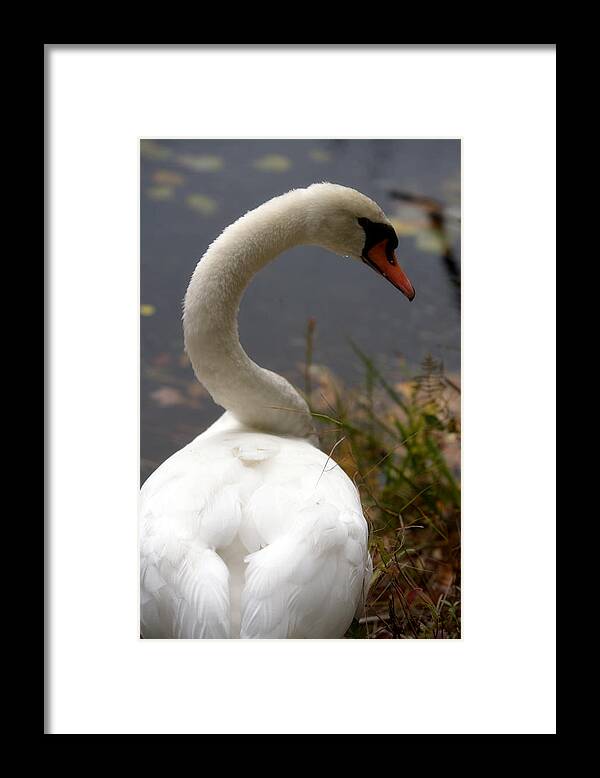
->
[303, 328, 461, 639]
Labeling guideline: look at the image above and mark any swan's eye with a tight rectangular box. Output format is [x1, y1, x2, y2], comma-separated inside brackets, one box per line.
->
[357, 217, 398, 265]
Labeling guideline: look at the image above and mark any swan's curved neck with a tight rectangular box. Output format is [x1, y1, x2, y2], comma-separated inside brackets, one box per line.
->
[183, 188, 317, 440]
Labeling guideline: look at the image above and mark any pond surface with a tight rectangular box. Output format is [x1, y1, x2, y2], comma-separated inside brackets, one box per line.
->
[141, 139, 461, 482]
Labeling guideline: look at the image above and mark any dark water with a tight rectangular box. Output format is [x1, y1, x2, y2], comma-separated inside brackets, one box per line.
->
[141, 139, 461, 482]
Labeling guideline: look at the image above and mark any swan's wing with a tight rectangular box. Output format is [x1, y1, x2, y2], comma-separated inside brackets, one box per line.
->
[239, 451, 371, 639]
[140, 437, 247, 639]
[141, 545, 230, 638]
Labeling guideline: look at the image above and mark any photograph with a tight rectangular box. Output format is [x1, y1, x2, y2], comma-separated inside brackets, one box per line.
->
[46, 43, 555, 735]
[139, 139, 461, 639]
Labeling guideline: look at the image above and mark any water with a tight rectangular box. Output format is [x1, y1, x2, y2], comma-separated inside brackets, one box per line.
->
[141, 139, 461, 482]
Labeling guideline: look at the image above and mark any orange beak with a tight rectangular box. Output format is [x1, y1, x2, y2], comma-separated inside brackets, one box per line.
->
[363, 240, 415, 301]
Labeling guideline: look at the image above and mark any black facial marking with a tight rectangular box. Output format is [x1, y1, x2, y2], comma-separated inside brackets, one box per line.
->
[357, 217, 399, 265]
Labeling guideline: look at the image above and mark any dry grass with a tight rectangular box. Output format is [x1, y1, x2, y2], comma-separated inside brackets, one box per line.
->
[303, 331, 461, 639]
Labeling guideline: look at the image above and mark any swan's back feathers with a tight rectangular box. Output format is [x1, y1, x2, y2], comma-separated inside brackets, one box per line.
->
[140, 416, 372, 638]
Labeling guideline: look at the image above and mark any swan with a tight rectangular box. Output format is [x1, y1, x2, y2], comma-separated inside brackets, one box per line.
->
[140, 182, 415, 639]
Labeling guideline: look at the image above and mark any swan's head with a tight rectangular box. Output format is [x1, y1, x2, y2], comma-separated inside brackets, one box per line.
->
[303, 182, 415, 301]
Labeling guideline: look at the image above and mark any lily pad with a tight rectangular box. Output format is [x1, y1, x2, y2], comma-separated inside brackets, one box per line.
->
[309, 149, 331, 162]
[152, 169, 185, 186]
[150, 387, 186, 407]
[140, 140, 173, 161]
[146, 186, 174, 201]
[185, 194, 218, 215]
[177, 154, 223, 172]
[253, 154, 292, 172]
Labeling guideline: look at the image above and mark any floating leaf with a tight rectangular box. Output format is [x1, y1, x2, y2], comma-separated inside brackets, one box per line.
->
[150, 387, 186, 407]
[253, 154, 292, 173]
[152, 169, 185, 186]
[309, 148, 331, 162]
[146, 186, 174, 201]
[416, 231, 446, 254]
[185, 194, 218, 215]
[140, 140, 173, 161]
[176, 154, 223, 172]
[140, 304, 156, 316]
[389, 218, 420, 237]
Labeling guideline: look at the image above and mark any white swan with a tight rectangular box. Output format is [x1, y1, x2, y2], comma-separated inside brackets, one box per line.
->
[140, 183, 415, 639]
